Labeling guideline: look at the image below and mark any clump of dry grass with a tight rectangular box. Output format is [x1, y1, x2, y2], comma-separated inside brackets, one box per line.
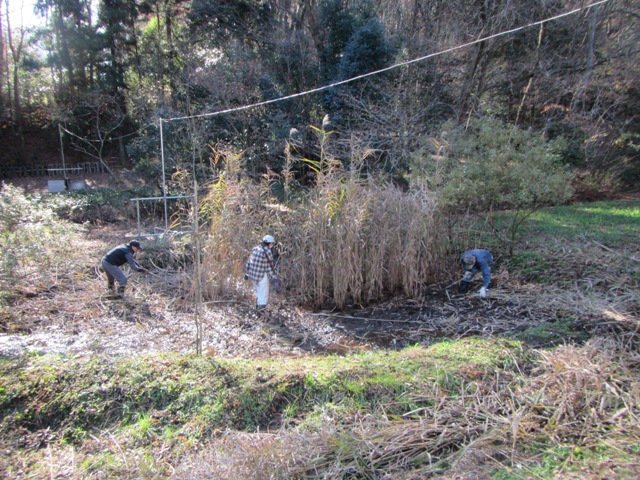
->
[527, 338, 640, 430]
[198, 155, 451, 308]
[285, 177, 447, 307]
[166, 335, 640, 480]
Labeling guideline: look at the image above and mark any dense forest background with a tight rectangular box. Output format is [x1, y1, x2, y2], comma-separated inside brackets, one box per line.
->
[0, 0, 638, 193]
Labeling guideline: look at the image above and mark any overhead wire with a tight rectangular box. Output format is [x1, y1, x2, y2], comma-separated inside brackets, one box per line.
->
[162, 0, 610, 123]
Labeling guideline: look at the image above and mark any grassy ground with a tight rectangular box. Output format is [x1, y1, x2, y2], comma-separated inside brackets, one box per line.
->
[526, 199, 640, 244]
[0, 197, 639, 479]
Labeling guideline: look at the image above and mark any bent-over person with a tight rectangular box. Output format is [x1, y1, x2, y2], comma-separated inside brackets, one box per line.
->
[101, 240, 148, 297]
[458, 249, 494, 298]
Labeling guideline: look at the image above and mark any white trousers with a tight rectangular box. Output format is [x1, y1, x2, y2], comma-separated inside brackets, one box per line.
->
[252, 274, 270, 307]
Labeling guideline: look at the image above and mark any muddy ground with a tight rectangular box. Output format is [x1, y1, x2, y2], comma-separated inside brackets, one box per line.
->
[0, 283, 555, 359]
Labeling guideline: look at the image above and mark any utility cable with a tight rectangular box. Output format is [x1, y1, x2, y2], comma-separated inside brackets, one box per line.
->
[163, 0, 610, 123]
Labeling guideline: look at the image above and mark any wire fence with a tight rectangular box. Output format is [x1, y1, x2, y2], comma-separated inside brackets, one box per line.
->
[0, 162, 107, 179]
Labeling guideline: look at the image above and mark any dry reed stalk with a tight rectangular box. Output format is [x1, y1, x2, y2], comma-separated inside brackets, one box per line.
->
[527, 338, 639, 427]
[169, 395, 509, 480]
[200, 179, 274, 299]
[194, 160, 455, 308]
[302, 181, 447, 307]
[170, 431, 320, 479]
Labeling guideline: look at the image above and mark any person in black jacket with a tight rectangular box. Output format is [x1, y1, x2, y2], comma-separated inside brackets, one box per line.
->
[101, 240, 148, 297]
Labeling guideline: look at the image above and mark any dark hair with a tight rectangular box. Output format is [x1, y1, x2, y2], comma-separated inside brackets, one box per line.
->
[130, 240, 141, 249]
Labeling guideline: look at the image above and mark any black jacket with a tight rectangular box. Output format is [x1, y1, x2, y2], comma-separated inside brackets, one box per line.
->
[103, 244, 144, 271]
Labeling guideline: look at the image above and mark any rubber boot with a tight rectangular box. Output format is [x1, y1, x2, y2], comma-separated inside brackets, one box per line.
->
[458, 281, 470, 294]
[256, 304, 267, 316]
[116, 285, 126, 298]
[107, 280, 115, 292]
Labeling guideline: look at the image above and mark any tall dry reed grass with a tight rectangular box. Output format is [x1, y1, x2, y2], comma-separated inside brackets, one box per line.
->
[199, 155, 452, 307]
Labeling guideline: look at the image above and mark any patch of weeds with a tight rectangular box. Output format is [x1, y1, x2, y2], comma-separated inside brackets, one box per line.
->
[344, 377, 367, 398]
[302, 370, 340, 398]
[494, 442, 640, 479]
[62, 426, 87, 444]
[79, 451, 125, 475]
[513, 316, 590, 347]
[368, 373, 406, 392]
[233, 388, 278, 430]
[46, 186, 161, 224]
[433, 367, 462, 393]
[299, 402, 361, 431]
[425, 337, 524, 368]
[0, 185, 81, 301]
[130, 413, 161, 440]
[1, 341, 534, 466]
[281, 403, 300, 425]
[421, 338, 531, 394]
[508, 251, 548, 282]
[492, 445, 576, 479]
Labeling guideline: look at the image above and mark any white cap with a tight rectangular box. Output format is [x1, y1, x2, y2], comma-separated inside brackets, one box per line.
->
[262, 235, 275, 244]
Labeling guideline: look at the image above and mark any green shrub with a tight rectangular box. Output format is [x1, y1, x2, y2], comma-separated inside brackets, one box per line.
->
[411, 118, 574, 257]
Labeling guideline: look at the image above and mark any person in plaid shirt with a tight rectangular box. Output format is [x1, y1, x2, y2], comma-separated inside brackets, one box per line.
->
[245, 235, 281, 312]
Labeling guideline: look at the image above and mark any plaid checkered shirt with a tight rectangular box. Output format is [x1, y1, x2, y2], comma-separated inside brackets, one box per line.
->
[245, 245, 278, 282]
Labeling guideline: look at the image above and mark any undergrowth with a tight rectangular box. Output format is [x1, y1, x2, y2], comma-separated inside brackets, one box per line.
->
[1, 336, 638, 479]
[1, 340, 524, 440]
[0, 184, 81, 306]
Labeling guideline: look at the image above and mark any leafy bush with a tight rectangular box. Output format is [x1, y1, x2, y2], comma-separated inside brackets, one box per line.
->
[48, 187, 159, 224]
[438, 117, 572, 211]
[411, 118, 574, 256]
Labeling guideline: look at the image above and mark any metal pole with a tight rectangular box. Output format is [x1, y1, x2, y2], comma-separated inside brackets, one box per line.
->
[159, 118, 168, 231]
[58, 124, 68, 190]
[193, 182, 202, 355]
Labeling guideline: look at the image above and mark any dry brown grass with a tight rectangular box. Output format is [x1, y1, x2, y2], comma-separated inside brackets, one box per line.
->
[199, 166, 450, 308]
[165, 334, 640, 479]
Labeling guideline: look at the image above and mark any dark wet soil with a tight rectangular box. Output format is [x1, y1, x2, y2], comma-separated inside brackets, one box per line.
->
[1, 279, 607, 359]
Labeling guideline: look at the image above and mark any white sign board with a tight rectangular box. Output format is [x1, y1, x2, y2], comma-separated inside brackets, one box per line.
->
[48, 180, 66, 193]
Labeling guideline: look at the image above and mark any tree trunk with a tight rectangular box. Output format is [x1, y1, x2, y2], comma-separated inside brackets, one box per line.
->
[5, 0, 26, 161]
[0, 6, 5, 134]
[571, 5, 599, 111]
[456, 41, 485, 121]
[54, 5, 77, 92]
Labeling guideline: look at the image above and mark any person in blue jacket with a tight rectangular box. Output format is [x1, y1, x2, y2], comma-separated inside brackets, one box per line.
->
[458, 249, 494, 298]
[101, 240, 148, 297]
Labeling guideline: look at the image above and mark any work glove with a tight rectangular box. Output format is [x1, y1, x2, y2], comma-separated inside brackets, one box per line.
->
[458, 281, 470, 294]
[273, 278, 282, 288]
[244, 274, 249, 281]
[479, 287, 487, 298]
